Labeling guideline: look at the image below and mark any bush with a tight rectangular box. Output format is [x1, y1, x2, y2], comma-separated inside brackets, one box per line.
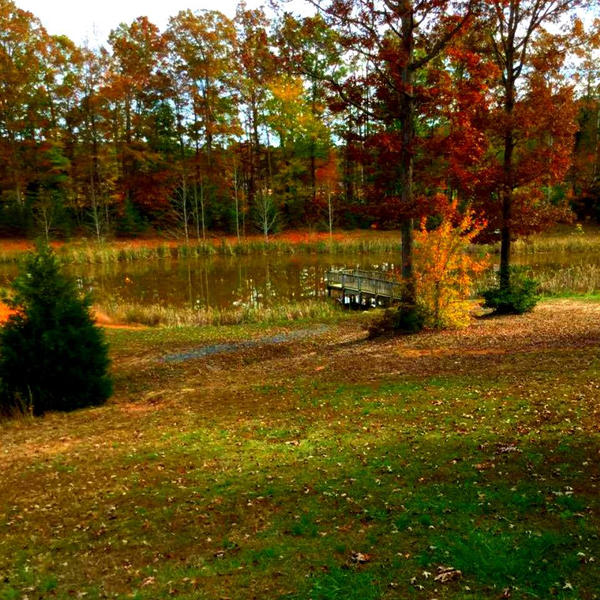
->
[369, 199, 490, 336]
[368, 303, 428, 338]
[0, 242, 112, 416]
[482, 268, 539, 315]
[414, 198, 489, 329]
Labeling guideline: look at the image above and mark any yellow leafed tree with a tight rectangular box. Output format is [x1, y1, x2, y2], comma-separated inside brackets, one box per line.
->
[414, 198, 489, 329]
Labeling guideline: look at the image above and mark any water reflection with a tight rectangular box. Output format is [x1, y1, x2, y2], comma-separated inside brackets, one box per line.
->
[66, 254, 395, 310]
[0, 250, 597, 310]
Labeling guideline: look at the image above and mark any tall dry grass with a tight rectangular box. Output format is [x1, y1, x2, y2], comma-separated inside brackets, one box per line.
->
[98, 298, 345, 327]
[1, 226, 599, 264]
[475, 264, 600, 296]
[0, 238, 404, 264]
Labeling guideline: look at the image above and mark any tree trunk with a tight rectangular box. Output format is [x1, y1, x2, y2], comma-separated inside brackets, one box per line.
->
[328, 191, 333, 241]
[90, 166, 101, 242]
[182, 175, 189, 243]
[203, 76, 213, 163]
[309, 82, 318, 215]
[9, 132, 23, 206]
[344, 114, 354, 204]
[193, 184, 201, 241]
[177, 116, 189, 243]
[200, 178, 206, 241]
[234, 165, 241, 242]
[247, 115, 256, 210]
[90, 111, 102, 241]
[265, 125, 273, 188]
[399, 7, 416, 306]
[500, 71, 516, 292]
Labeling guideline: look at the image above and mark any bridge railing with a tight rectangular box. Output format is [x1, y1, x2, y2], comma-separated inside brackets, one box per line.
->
[325, 269, 403, 300]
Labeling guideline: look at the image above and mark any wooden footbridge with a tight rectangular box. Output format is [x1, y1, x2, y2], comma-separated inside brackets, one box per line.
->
[325, 269, 403, 308]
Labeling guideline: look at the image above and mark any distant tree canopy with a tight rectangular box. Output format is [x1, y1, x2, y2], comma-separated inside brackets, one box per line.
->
[0, 242, 112, 415]
[0, 0, 597, 242]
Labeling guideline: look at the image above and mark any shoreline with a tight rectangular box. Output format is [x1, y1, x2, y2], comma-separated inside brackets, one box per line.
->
[0, 225, 598, 265]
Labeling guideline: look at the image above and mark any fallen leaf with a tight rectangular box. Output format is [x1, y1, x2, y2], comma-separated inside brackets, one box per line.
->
[350, 551, 371, 564]
[434, 565, 462, 583]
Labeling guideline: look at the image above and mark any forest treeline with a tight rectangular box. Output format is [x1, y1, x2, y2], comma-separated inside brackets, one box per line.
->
[0, 0, 599, 243]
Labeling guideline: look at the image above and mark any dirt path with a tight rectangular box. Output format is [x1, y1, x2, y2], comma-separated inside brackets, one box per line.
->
[161, 325, 329, 362]
[92, 308, 147, 330]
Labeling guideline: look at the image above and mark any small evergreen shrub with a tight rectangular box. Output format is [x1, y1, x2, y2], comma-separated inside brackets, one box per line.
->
[0, 242, 112, 416]
[482, 268, 540, 315]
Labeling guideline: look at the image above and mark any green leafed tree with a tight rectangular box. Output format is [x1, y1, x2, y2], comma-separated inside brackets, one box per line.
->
[0, 242, 112, 416]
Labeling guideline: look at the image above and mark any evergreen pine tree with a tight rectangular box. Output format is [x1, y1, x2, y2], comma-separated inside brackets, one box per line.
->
[0, 242, 112, 416]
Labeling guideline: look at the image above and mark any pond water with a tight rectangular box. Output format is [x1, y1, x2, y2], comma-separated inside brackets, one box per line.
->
[0, 253, 398, 309]
[0, 250, 597, 310]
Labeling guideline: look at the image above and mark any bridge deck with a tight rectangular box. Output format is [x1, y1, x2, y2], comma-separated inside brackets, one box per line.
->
[325, 269, 403, 304]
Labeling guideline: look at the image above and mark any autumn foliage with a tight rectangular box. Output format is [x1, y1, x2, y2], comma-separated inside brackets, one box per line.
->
[414, 198, 489, 329]
[0, 0, 597, 325]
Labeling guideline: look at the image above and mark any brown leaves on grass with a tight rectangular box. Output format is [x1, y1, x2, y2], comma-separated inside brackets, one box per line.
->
[495, 443, 522, 455]
[350, 551, 372, 564]
[434, 565, 462, 583]
[2, 299, 600, 598]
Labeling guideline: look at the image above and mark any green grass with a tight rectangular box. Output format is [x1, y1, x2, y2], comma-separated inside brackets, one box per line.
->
[1, 301, 599, 598]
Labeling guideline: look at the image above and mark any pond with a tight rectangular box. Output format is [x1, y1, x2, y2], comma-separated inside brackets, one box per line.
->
[0, 250, 597, 310]
[0, 253, 397, 310]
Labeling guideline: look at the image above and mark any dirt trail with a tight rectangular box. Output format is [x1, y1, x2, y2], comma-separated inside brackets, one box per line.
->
[162, 325, 329, 363]
[92, 308, 147, 330]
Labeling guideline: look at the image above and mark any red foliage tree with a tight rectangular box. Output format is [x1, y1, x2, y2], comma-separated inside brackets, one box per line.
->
[479, 0, 583, 291]
[306, 0, 481, 304]
[314, 149, 340, 236]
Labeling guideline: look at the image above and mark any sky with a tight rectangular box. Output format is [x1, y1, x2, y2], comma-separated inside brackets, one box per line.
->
[15, 1, 597, 49]
[15, 0, 267, 45]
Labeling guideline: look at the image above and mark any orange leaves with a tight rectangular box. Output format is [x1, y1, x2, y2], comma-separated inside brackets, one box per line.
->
[269, 77, 305, 104]
[315, 149, 340, 199]
[414, 197, 489, 329]
[417, 36, 498, 201]
[479, 72, 577, 237]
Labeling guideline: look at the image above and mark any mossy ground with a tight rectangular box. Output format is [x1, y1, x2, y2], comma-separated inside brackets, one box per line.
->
[1, 299, 599, 599]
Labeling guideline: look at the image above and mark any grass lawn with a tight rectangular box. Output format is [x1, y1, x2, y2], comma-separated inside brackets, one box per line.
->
[1, 300, 599, 599]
